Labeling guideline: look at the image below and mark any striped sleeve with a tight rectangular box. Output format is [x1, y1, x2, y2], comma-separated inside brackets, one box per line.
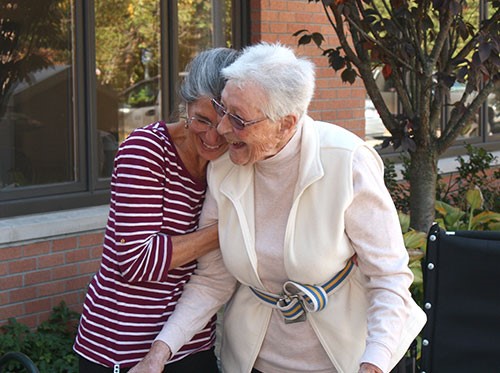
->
[110, 129, 174, 283]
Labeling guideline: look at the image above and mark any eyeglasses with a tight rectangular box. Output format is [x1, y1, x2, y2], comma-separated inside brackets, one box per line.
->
[211, 98, 267, 130]
[186, 116, 217, 130]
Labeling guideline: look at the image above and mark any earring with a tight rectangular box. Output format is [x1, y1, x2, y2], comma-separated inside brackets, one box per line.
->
[184, 118, 190, 129]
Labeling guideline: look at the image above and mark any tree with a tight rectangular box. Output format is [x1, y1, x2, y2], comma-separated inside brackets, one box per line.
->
[295, 0, 499, 232]
[0, 0, 69, 119]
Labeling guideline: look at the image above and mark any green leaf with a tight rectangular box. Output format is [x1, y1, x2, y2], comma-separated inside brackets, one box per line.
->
[466, 187, 483, 210]
[471, 211, 500, 229]
[398, 211, 410, 233]
[404, 230, 427, 250]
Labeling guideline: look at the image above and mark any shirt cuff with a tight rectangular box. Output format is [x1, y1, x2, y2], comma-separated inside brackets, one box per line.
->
[360, 341, 392, 373]
[154, 322, 187, 357]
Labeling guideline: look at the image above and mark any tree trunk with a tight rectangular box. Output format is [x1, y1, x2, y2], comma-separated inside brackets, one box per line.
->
[408, 147, 438, 233]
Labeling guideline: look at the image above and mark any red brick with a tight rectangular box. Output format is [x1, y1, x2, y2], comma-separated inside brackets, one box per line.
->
[52, 292, 81, 309]
[52, 264, 80, 280]
[24, 297, 52, 315]
[0, 292, 8, 306]
[53, 236, 78, 252]
[1, 274, 23, 289]
[90, 246, 103, 259]
[0, 303, 24, 323]
[23, 241, 51, 257]
[24, 269, 52, 286]
[79, 259, 100, 275]
[0, 246, 23, 261]
[79, 232, 104, 247]
[0, 262, 7, 276]
[38, 252, 65, 269]
[38, 279, 66, 297]
[65, 276, 92, 292]
[66, 247, 91, 263]
[16, 314, 38, 329]
[9, 286, 37, 303]
[8, 258, 37, 274]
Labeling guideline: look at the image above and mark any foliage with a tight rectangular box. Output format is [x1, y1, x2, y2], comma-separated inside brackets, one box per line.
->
[295, 0, 500, 232]
[0, 302, 80, 373]
[399, 211, 426, 307]
[438, 143, 499, 212]
[0, 0, 70, 119]
[435, 188, 500, 231]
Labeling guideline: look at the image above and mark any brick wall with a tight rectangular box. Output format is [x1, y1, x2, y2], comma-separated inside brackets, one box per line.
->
[0, 231, 104, 328]
[250, 0, 366, 136]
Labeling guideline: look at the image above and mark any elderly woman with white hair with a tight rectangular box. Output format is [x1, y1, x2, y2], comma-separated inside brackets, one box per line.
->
[130, 43, 426, 373]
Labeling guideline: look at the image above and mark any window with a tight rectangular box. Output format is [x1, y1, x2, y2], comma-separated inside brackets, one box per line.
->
[0, 0, 244, 218]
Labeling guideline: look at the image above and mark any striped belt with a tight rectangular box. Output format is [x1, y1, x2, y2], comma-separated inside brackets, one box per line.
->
[250, 257, 355, 324]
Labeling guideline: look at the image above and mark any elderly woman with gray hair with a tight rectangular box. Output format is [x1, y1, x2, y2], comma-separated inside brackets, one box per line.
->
[130, 43, 426, 373]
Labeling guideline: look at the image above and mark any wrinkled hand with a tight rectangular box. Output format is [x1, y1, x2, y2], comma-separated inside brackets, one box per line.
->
[358, 362, 383, 373]
[128, 341, 172, 373]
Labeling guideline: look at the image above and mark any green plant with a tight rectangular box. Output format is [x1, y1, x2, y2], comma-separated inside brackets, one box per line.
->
[435, 187, 500, 231]
[0, 302, 80, 373]
[438, 143, 499, 212]
[398, 212, 426, 307]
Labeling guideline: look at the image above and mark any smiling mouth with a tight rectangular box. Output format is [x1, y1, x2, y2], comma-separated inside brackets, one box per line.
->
[202, 141, 223, 150]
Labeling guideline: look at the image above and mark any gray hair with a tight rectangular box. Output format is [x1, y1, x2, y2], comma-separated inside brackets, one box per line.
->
[180, 47, 240, 104]
[221, 42, 315, 121]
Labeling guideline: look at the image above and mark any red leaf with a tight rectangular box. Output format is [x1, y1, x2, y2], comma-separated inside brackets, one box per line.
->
[382, 64, 393, 79]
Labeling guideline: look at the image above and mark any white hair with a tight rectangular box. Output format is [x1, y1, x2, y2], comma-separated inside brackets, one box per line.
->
[221, 42, 315, 121]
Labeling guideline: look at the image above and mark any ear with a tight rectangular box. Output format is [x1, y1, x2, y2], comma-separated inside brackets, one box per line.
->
[279, 114, 298, 135]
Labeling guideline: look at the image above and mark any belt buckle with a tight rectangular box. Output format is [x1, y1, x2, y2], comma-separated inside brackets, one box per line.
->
[279, 294, 307, 324]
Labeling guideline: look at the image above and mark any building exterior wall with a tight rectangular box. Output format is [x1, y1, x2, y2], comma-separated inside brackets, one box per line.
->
[1, 231, 103, 328]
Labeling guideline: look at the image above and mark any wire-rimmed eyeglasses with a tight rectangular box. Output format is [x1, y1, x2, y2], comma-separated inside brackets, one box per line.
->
[211, 98, 267, 130]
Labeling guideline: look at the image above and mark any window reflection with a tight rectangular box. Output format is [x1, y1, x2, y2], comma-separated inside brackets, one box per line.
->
[487, 88, 500, 136]
[94, 0, 232, 179]
[94, 0, 161, 177]
[365, 67, 394, 148]
[0, 0, 75, 190]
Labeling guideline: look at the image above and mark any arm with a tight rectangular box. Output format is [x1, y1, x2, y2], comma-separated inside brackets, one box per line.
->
[130, 186, 237, 372]
[169, 223, 218, 269]
[112, 129, 219, 283]
[345, 146, 414, 373]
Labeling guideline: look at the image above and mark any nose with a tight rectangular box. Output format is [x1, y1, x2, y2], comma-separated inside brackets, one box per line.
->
[205, 125, 222, 143]
[216, 114, 232, 136]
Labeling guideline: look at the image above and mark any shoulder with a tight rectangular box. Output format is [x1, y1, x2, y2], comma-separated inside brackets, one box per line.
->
[307, 118, 365, 151]
[120, 121, 174, 154]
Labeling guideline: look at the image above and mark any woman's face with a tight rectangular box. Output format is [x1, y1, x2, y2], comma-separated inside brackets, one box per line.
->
[187, 96, 228, 161]
[217, 81, 290, 166]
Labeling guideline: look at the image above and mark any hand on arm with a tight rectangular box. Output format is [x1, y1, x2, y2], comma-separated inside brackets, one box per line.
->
[128, 341, 172, 373]
[168, 223, 219, 269]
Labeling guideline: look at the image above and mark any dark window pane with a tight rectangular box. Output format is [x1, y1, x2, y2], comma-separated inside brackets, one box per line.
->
[0, 0, 75, 189]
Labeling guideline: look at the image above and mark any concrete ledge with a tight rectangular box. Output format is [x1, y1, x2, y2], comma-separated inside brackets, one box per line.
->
[0, 205, 108, 247]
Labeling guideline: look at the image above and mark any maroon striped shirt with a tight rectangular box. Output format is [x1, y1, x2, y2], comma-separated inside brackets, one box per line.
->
[73, 122, 216, 368]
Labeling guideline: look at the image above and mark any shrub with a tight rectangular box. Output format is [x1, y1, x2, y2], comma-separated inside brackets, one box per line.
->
[0, 302, 80, 373]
